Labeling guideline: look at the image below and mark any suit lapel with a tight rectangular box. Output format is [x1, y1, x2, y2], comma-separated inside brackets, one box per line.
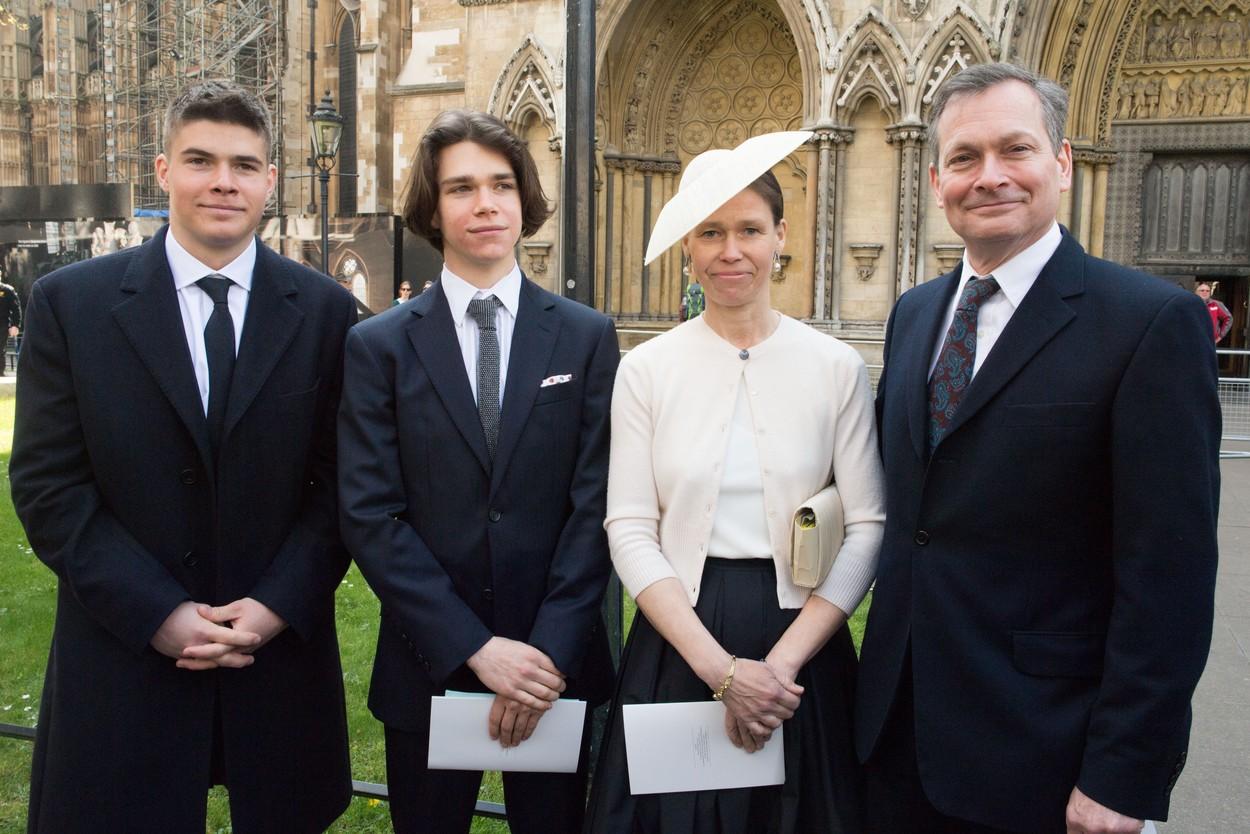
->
[491, 278, 560, 496]
[110, 228, 213, 472]
[904, 267, 963, 461]
[406, 284, 492, 474]
[941, 233, 1084, 442]
[222, 243, 304, 441]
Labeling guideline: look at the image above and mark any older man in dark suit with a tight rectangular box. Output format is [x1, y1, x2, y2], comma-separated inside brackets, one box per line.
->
[11, 81, 355, 832]
[338, 110, 617, 834]
[855, 63, 1220, 834]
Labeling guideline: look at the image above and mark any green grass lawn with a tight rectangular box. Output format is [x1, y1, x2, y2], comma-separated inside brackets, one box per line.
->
[0, 387, 869, 833]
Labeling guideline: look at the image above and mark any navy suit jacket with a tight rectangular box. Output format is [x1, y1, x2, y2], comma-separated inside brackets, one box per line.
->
[338, 276, 618, 732]
[11, 226, 356, 833]
[855, 232, 1220, 829]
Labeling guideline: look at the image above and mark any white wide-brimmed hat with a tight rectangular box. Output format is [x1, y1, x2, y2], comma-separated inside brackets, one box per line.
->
[643, 130, 812, 266]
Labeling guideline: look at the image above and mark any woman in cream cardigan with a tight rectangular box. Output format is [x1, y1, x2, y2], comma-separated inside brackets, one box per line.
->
[585, 132, 885, 833]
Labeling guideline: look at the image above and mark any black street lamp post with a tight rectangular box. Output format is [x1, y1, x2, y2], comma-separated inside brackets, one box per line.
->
[309, 91, 344, 276]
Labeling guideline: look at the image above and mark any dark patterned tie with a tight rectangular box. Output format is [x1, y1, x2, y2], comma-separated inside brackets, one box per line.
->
[467, 296, 503, 459]
[196, 274, 235, 457]
[928, 275, 1000, 453]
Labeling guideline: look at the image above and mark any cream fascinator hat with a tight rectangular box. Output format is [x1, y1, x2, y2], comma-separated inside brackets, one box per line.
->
[642, 130, 812, 266]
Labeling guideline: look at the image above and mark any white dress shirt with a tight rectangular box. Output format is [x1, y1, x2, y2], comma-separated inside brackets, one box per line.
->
[166, 230, 254, 414]
[928, 222, 1062, 380]
[440, 264, 522, 407]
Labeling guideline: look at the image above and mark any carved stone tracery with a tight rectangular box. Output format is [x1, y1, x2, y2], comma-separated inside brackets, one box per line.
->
[670, 2, 802, 157]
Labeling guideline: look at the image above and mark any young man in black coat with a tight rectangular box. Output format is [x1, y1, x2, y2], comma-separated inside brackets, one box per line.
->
[338, 110, 618, 834]
[11, 81, 355, 833]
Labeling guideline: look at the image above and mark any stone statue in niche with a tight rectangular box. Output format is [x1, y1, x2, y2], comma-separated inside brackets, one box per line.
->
[1219, 12, 1245, 59]
[1132, 78, 1150, 118]
[1144, 76, 1162, 117]
[1196, 10, 1221, 59]
[1186, 74, 1208, 116]
[1207, 74, 1231, 115]
[1146, 13, 1170, 61]
[1117, 78, 1136, 119]
[1168, 13, 1194, 60]
[1226, 75, 1248, 115]
[1172, 74, 1190, 115]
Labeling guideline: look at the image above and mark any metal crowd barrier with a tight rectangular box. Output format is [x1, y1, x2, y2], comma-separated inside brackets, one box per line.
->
[1218, 349, 1250, 460]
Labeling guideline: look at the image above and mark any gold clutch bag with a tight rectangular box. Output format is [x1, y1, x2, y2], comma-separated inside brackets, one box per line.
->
[790, 485, 844, 589]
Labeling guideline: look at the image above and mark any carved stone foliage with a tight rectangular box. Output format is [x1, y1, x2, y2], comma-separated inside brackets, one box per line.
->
[674, 5, 802, 156]
[623, 8, 680, 153]
[1059, 0, 1096, 88]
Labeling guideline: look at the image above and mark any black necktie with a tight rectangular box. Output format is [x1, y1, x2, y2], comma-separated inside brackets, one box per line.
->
[196, 274, 235, 456]
[467, 296, 503, 459]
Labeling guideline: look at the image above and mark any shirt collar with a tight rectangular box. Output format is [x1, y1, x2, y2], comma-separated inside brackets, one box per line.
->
[165, 229, 257, 292]
[957, 222, 1062, 309]
[440, 263, 522, 325]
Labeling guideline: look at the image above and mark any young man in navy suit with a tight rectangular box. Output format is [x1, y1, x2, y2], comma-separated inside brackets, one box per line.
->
[338, 110, 618, 834]
[11, 82, 356, 831]
[855, 63, 1220, 834]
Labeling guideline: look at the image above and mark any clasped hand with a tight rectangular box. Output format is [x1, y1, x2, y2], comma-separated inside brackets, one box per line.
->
[719, 658, 803, 753]
[467, 636, 567, 748]
[151, 598, 288, 670]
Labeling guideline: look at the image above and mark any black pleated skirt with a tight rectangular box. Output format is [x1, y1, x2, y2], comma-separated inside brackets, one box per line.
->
[585, 558, 863, 834]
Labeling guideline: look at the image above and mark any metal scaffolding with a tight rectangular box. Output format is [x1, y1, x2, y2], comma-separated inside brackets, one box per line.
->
[103, 0, 285, 210]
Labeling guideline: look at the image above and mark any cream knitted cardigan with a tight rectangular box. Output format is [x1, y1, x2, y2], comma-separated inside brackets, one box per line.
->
[606, 314, 885, 613]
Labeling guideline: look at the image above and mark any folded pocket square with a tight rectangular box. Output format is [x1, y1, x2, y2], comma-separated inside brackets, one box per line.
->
[540, 374, 574, 388]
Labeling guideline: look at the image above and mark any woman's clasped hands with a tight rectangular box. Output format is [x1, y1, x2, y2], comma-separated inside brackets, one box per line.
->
[719, 657, 803, 753]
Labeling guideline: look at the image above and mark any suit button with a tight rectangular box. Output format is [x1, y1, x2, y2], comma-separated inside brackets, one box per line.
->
[179, 468, 196, 485]
[182, 551, 198, 567]
[914, 530, 930, 546]
[483, 588, 494, 601]
[488, 509, 502, 523]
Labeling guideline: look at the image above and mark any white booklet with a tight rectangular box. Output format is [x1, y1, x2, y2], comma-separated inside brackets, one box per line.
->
[427, 691, 586, 773]
[622, 701, 785, 795]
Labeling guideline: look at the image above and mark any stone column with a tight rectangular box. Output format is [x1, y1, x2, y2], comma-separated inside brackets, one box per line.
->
[885, 122, 926, 302]
[1070, 147, 1099, 249]
[601, 154, 627, 316]
[1090, 151, 1117, 258]
[812, 126, 854, 323]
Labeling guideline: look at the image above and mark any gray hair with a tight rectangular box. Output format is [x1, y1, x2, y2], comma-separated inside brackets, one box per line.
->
[927, 62, 1068, 167]
[163, 80, 273, 154]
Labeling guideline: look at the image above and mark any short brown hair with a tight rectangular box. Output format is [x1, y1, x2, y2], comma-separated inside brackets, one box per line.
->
[928, 62, 1067, 168]
[164, 80, 272, 154]
[402, 110, 552, 252]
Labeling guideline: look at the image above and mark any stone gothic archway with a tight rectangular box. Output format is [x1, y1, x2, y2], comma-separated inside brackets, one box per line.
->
[596, 0, 814, 322]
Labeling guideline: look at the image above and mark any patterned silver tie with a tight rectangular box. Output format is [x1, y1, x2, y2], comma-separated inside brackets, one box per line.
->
[467, 296, 504, 459]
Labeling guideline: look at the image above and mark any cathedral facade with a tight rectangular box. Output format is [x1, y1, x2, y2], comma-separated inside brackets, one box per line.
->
[1, 0, 1247, 358]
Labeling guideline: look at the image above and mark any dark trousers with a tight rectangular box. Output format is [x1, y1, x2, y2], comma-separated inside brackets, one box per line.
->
[384, 717, 590, 834]
[863, 662, 1026, 834]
